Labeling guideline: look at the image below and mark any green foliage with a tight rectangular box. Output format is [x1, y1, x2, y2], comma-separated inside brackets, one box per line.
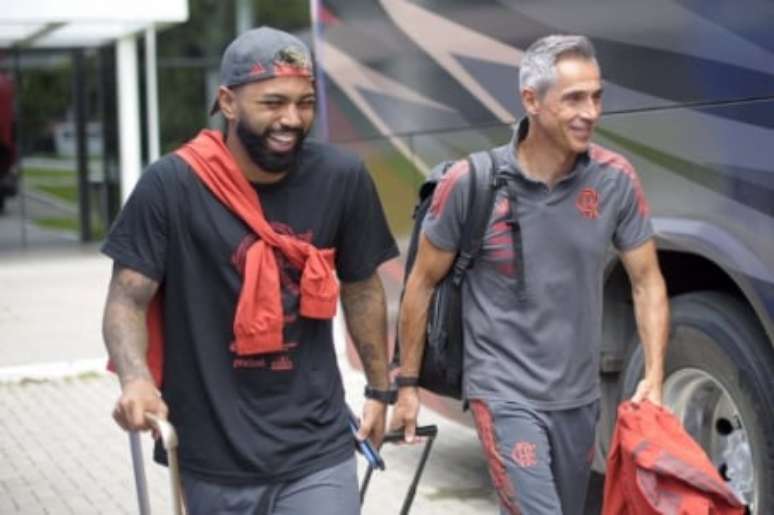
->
[158, 66, 210, 153]
[23, 166, 77, 204]
[35, 215, 105, 239]
[18, 63, 72, 154]
[159, 0, 236, 59]
[9, 0, 315, 241]
[249, 0, 310, 30]
[35, 216, 78, 232]
[155, 0, 310, 60]
[155, 0, 311, 151]
[36, 184, 77, 203]
[23, 167, 74, 181]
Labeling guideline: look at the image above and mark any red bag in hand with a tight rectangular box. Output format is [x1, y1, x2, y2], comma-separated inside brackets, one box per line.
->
[603, 400, 745, 515]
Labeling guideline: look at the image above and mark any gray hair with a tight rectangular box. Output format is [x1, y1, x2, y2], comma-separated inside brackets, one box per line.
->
[519, 35, 597, 96]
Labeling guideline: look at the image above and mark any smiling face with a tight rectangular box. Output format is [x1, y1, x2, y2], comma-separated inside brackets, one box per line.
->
[523, 55, 603, 157]
[221, 75, 316, 174]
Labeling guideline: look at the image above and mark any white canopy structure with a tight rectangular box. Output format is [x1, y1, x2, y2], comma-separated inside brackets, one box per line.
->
[1, 0, 189, 203]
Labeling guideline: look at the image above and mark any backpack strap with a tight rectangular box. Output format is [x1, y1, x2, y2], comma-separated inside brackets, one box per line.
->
[494, 152, 527, 302]
[451, 150, 500, 286]
[403, 160, 457, 281]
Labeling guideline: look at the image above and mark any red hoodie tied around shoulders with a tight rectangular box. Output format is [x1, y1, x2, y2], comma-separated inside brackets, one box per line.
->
[116, 130, 339, 386]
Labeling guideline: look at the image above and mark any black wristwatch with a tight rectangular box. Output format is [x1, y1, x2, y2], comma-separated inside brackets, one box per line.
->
[395, 375, 419, 388]
[364, 385, 397, 405]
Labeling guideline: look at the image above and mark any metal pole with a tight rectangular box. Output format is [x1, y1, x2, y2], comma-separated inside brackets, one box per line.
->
[95, 45, 108, 227]
[72, 48, 91, 241]
[235, 0, 255, 35]
[144, 26, 160, 163]
[310, 0, 329, 142]
[98, 45, 120, 225]
[12, 48, 27, 248]
[116, 35, 142, 204]
[129, 432, 151, 515]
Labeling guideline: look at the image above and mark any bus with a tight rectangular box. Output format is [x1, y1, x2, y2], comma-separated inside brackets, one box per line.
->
[312, 1, 774, 513]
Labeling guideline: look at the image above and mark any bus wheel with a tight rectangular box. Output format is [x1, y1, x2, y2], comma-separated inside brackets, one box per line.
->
[619, 292, 774, 514]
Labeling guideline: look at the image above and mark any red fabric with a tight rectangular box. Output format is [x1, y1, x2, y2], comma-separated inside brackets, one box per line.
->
[603, 401, 745, 515]
[145, 294, 165, 386]
[106, 290, 165, 386]
[0, 73, 16, 164]
[177, 130, 339, 352]
[109, 130, 338, 386]
[469, 400, 521, 515]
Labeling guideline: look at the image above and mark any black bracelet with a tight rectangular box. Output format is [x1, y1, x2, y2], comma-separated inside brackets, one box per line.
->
[364, 385, 397, 405]
[395, 375, 419, 388]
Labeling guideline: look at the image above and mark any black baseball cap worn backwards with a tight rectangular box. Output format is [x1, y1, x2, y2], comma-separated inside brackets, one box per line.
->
[210, 26, 314, 115]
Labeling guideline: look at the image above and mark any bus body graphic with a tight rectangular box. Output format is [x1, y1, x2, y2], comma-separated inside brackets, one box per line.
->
[313, 2, 774, 513]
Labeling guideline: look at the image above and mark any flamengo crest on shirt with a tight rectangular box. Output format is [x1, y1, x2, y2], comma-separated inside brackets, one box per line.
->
[576, 187, 600, 219]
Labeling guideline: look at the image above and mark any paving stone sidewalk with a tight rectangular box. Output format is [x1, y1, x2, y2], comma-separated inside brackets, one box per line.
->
[0, 374, 172, 514]
[0, 367, 499, 515]
[0, 247, 601, 514]
[0, 247, 496, 514]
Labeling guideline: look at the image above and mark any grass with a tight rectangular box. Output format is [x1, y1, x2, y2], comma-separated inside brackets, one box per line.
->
[23, 166, 78, 204]
[23, 167, 76, 181]
[35, 216, 79, 232]
[36, 184, 78, 203]
[34, 216, 106, 239]
[21, 165, 108, 237]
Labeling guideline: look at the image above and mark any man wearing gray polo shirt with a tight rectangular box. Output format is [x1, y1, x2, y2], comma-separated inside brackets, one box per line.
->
[390, 35, 669, 514]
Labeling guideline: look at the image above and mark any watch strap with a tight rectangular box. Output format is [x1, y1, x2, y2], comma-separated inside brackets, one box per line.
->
[395, 375, 419, 388]
[364, 385, 397, 405]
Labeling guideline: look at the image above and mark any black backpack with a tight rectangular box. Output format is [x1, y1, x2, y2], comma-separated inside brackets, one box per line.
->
[393, 150, 506, 399]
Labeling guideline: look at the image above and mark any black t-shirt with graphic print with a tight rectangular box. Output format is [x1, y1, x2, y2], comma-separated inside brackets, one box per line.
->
[102, 139, 398, 485]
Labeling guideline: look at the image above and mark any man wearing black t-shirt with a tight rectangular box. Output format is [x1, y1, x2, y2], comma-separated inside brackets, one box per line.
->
[102, 27, 398, 514]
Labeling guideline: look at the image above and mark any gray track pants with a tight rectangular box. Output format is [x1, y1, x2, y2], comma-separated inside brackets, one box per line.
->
[470, 399, 599, 515]
[181, 456, 360, 515]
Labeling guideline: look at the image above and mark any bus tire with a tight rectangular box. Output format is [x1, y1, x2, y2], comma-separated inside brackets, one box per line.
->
[619, 291, 774, 514]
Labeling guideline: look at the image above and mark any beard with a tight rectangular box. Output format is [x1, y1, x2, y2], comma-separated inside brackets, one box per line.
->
[236, 120, 306, 174]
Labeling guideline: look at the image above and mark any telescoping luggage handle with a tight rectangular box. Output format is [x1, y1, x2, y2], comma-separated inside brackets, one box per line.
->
[360, 425, 439, 515]
[129, 413, 185, 515]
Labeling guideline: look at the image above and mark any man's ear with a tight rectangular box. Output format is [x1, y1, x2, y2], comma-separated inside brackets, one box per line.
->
[218, 86, 238, 121]
[521, 87, 540, 117]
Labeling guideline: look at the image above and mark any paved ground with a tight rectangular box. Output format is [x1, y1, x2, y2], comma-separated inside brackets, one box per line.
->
[0, 371, 501, 515]
[0, 163, 83, 253]
[0, 245, 109, 370]
[0, 245, 603, 514]
[0, 198, 78, 252]
[0, 245, 493, 515]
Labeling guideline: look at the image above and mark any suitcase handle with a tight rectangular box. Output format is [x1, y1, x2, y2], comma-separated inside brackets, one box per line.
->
[129, 414, 185, 515]
[360, 425, 438, 515]
[382, 424, 438, 444]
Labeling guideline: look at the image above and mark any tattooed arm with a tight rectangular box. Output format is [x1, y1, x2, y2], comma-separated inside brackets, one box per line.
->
[102, 264, 167, 431]
[340, 272, 391, 446]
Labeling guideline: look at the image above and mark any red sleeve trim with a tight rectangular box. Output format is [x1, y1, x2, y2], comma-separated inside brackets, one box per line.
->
[429, 160, 471, 217]
[590, 144, 650, 217]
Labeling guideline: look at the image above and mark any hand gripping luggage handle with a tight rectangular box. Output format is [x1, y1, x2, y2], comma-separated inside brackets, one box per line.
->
[129, 413, 185, 515]
[360, 425, 438, 515]
[382, 424, 438, 444]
